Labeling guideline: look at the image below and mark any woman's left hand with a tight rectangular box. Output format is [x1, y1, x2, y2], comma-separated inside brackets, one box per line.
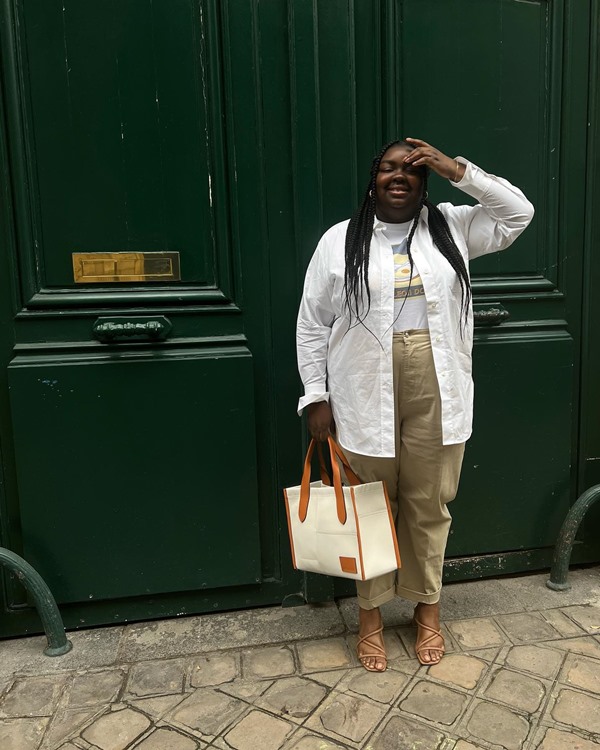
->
[404, 138, 466, 182]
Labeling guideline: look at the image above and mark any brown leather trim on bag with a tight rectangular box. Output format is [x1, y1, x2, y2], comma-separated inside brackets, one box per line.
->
[339, 556, 358, 574]
[283, 489, 298, 569]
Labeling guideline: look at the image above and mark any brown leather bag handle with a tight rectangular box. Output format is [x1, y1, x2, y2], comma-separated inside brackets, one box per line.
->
[298, 436, 363, 525]
[329, 438, 363, 486]
[299, 437, 347, 525]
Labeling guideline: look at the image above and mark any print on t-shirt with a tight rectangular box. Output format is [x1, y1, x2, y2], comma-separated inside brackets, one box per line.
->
[393, 238, 425, 300]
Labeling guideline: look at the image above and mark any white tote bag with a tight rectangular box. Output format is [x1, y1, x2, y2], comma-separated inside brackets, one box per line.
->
[284, 437, 401, 580]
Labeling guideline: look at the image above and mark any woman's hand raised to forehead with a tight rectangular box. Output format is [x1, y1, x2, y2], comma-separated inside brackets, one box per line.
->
[404, 138, 466, 182]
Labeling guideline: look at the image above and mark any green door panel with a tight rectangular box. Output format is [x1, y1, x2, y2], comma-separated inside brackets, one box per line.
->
[447, 332, 573, 556]
[402, 0, 549, 285]
[18, 0, 222, 294]
[8, 347, 261, 603]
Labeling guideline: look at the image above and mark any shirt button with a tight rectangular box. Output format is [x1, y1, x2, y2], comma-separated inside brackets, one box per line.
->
[435, 336, 441, 342]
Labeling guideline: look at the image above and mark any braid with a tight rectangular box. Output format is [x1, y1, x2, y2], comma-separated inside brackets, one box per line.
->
[421, 175, 472, 332]
[344, 141, 472, 337]
[344, 140, 400, 324]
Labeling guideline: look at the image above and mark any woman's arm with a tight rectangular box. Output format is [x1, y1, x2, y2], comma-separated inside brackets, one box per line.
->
[297, 238, 336, 439]
[404, 138, 534, 259]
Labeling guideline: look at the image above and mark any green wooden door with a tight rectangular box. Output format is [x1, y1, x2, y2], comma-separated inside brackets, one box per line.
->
[0, 0, 597, 637]
[0, 0, 299, 636]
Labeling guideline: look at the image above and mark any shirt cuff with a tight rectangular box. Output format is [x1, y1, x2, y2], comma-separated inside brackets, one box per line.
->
[449, 157, 493, 201]
[298, 392, 330, 416]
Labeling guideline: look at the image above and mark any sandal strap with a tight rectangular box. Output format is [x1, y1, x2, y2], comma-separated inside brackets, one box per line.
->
[414, 617, 445, 655]
[356, 625, 385, 657]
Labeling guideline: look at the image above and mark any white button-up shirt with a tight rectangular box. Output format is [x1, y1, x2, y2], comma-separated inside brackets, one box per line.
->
[296, 158, 534, 457]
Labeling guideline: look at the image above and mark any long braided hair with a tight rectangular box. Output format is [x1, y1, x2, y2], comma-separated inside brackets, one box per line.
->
[343, 140, 472, 335]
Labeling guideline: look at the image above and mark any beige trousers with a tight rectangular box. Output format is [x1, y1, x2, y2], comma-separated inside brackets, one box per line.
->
[343, 330, 465, 609]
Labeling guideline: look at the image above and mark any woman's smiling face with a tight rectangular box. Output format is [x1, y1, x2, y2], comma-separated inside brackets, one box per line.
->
[375, 144, 425, 223]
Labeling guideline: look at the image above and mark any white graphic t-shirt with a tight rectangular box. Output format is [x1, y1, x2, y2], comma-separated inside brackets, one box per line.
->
[382, 221, 429, 332]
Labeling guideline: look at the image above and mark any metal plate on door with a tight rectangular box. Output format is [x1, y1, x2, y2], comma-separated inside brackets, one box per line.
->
[72, 252, 181, 283]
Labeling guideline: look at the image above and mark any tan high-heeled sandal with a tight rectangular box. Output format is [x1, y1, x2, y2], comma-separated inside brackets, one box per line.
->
[356, 625, 387, 672]
[413, 616, 445, 665]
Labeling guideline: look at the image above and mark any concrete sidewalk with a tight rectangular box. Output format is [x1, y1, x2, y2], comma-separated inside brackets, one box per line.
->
[1, 567, 600, 750]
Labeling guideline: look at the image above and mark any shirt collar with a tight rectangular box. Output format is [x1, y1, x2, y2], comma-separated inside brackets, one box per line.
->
[373, 207, 428, 232]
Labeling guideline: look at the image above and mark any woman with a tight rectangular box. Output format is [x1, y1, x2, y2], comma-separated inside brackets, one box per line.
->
[296, 138, 534, 672]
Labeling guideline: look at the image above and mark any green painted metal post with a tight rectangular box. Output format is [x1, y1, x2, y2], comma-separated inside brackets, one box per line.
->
[0, 548, 72, 656]
[547, 485, 600, 591]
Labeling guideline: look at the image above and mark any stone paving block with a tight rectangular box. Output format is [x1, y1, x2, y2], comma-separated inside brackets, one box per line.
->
[126, 658, 186, 697]
[467, 647, 502, 662]
[127, 695, 185, 719]
[242, 646, 295, 679]
[551, 688, 600, 734]
[455, 742, 485, 750]
[483, 667, 546, 713]
[0, 717, 49, 750]
[535, 726, 600, 749]
[447, 618, 506, 650]
[371, 714, 445, 750]
[0, 675, 67, 718]
[134, 727, 199, 749]
[562, 606, 600, 635]
[399, 680, 467, 726]
[81, 707, 151, 750]
[466, 701, 530, 750]
[223, 709, 294, 750]
[305, 692, 386, 744]
[541, 609, 587, 637]
[41, 707, 101, 749]
[504, 645, 564, 679]
[560, 653, 600, 693]
[343, 668, 408, 704]
[167, 687, 246, 737]
[69, 669, 125, 707]
[219, 678, 274, 702]
[256, 676, 327, 720]
[297, 639, 353, 672]
[549, 637, 600, 659]
[496, 613, 561, 643]
[190, 653, 238, 688]
[308, 670, 348, 689]
[284, 732, 350, 749]
[428, 654, 487, 690]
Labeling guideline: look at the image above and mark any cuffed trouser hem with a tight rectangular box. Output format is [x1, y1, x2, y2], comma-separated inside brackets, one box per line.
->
[356, 585, 396, 611]
[395, 584, 441, 605]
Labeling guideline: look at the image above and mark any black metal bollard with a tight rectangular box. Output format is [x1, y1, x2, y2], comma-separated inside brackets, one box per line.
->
[547, 484, 600, 591]
[0, 548, 72, 656]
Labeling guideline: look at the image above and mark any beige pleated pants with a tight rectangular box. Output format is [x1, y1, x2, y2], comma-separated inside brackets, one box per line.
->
[343, 330, 465, 609]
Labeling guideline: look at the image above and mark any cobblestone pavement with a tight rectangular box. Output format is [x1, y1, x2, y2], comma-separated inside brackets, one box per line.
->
[1, 568, 599, 750]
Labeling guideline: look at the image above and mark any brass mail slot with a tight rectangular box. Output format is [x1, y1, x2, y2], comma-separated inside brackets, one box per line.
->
[72, 252, 181, 283]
